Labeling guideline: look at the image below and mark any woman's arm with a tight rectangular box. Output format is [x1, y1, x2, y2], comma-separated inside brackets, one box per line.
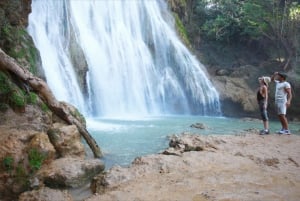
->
[263, 86, 268, 108]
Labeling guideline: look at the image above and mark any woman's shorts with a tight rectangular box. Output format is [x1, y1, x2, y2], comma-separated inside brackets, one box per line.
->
[259, 101, 268, 121]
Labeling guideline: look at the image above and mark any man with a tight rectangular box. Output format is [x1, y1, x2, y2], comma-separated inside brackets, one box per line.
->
[271, 72, 292, 134]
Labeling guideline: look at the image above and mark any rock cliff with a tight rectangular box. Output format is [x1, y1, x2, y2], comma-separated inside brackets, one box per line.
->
[0, 1, 104, 200]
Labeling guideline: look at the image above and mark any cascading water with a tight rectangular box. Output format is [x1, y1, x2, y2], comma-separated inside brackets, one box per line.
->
[28, 0, 221, 117]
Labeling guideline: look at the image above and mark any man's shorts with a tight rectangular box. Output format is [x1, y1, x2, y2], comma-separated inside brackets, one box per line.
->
[275, 101, 287, 115]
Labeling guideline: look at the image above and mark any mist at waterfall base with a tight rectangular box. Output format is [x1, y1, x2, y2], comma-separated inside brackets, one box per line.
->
[27, 0, 300, 169]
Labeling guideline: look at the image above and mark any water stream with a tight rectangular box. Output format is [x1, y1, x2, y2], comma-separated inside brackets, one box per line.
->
[28, 0, 221, 117]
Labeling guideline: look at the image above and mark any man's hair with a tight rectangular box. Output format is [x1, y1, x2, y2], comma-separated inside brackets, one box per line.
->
[278, 72, 287, 80]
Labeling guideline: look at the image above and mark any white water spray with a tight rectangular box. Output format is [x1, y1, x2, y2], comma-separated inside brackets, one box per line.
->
[28, 0, 221, 117]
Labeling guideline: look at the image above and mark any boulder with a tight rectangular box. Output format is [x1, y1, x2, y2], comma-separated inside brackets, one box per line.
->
[0, 128, 54, 199]
[167, 133, 218, 154]
[47, 123, 85, 158]
[37, 157, 105, 188]
[190, 122, 207, 129]
[28, 132, 56, 162]
[19, 187, 73, 201]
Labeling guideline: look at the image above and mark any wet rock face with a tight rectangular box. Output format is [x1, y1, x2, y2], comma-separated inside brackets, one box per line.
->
[0, 0, 32, 27]
[0, 0, 44, 78]
[0, 105, 52, 132]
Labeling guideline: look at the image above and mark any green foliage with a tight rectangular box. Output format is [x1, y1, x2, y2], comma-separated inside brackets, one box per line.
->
[240, 2, 268, 38]
[1, 22, 39, 75]
[1, 149, 46, 191]
[184, 0, 300, 69]
[0, 71, 46, 111]
[2, 149, 45, 174]
[2, 24, 26, 47]
[174, 13, 191, 46]
[9, 91, 26, 107]
[28, 148, 46, 171]
[15, 163, 30, 190]
[15, 163, 27, 180]
[0, 71, 25, 109]
[26, 92, 38, 105]
[200, 0, 247, 42]
[0, 103, 9, 111]
[28, 46, 39, 75]
[2, 156, 14, 172]
[1, 22, 12, 39]
[0, 71, 11, 94]
[40, 102, 49, 112]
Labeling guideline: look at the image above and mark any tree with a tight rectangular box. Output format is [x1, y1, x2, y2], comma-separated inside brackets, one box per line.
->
[185, 0, 300, 69]
[241, 0, 300, 69]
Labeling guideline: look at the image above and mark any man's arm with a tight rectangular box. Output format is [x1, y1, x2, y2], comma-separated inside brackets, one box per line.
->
[285, 87, 292, 107]
[271, 72, 278, 81]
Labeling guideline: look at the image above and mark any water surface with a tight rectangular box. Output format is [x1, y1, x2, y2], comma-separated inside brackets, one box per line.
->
[87, 116, 300, 168]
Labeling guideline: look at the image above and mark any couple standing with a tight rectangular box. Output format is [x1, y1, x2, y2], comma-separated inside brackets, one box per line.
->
[257, 72, 292, 135]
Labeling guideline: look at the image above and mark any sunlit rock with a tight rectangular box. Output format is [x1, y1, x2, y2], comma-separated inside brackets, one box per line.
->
[47, 123, 85, 158]
[37, 157, 105, 188]
[19, 187, 73, 201]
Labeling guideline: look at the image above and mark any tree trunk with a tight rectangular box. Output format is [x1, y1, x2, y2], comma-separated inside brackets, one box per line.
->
[0, 48, 102, 158]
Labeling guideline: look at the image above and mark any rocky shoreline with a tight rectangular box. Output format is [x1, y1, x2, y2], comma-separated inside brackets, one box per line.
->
[86, 132, 300, 201]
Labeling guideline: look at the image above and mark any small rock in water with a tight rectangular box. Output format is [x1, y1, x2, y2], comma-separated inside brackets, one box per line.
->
[190, 123, 207, 129]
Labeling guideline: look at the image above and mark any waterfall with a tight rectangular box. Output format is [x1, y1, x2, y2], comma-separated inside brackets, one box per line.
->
[28, 0, 221, 117]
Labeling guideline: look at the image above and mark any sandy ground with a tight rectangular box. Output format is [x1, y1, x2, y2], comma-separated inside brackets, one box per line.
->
[86, 133, 300, 201]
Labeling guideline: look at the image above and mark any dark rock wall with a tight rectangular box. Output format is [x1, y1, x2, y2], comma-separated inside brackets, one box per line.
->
[0, 0, 44, 78]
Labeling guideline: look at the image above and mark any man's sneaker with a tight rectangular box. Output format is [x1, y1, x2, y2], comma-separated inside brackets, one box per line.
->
[260, 129, 269, 135]
[278, 129, 291, 135]
[277, 129, 284, 134]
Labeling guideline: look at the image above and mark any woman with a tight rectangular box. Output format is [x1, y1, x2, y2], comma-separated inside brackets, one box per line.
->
[257, 76, 271, 135]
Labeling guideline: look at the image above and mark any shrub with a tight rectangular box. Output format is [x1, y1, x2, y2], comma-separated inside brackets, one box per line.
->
[28, 148, 46, 171]
[2, 156, 14, 172]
